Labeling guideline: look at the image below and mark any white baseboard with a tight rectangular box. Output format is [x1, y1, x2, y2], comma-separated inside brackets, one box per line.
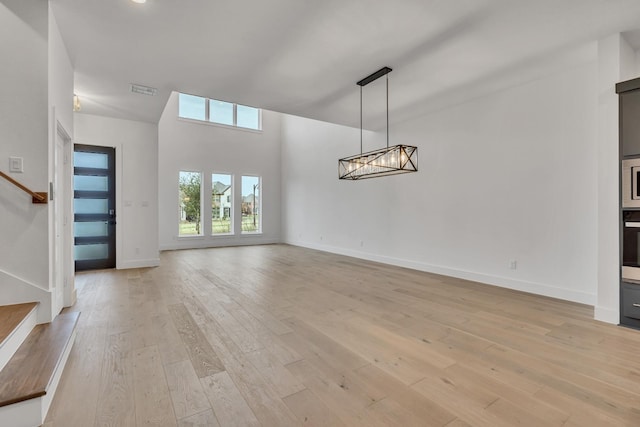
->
[285, 239, 597, 306]
[160, 237, 281, 251]
[594, 306, 619, 324]
[118, 258, 161, 269]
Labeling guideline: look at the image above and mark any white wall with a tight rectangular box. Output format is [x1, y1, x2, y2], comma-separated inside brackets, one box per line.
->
[48, 6, 73, 137]
[282, 60, 600, 305]
[0, 1, 75, 322]
[0, 1, 51, 318]
[158, 92, 282, 250]
[74, 114, 160, 269]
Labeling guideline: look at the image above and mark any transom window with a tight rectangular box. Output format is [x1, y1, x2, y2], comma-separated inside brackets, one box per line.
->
[178, 93, 261, 130]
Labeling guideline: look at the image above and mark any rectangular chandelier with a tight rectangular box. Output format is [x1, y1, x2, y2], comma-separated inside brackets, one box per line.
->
[339, 144, 417, 180]
[338, 66, 418, 180]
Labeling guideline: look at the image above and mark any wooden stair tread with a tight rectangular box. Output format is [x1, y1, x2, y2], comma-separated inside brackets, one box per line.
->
[0, 311, 80, 408]
[0, 303, 38, 348]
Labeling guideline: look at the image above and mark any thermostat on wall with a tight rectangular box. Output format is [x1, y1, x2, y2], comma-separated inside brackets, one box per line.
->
[9, 157, 23, 173]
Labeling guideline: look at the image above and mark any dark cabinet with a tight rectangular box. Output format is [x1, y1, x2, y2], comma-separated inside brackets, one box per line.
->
[621, 282, 640, 328]
[620, 89, 640, 157]
[617, 77, 640, 329]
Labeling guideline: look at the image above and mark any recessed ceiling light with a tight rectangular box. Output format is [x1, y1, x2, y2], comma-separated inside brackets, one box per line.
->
[131, 0, 146, 4]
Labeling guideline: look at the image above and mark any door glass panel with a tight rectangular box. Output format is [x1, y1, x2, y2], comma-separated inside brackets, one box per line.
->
[74, 198, 108, 214]
[74, 243, 108, 261]
[75, 221, 109, 238]
[74, 151, 109, 169]
[74, 175, 108, 191]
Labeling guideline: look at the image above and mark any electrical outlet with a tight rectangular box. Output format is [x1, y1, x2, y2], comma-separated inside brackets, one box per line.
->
[509, 260, 517, 270]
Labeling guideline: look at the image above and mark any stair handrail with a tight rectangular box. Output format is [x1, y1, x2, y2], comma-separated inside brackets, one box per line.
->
[0, 171, 47, 204]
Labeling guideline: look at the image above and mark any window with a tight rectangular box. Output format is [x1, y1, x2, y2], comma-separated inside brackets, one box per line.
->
[237, 105, 260, 129]
[212, 173, 233, 235]
[178, 93, 261, 130]
[241, 175, 261, 234]
[209, 100, 234, 126]
[178, 94, 206, 121]
[179, 171, 202, 235]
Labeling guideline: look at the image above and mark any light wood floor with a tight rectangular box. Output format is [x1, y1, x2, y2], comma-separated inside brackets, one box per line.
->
[45, 244, 640, 426]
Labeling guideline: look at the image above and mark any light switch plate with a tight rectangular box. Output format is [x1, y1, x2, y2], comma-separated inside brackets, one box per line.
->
[9, 157, 23, 173]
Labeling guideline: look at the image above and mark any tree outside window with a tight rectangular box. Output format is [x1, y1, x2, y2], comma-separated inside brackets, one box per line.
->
[179, 171, 202, 235]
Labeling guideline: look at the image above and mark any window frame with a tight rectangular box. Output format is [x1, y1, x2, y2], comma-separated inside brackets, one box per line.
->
[211, 172, 234, 236]
[241, 175, 262, 235]
[235, 104, 261, 130]
[208, 99, 235, 127]
[177, 93, 207, 121]
[178, 170, 203, 237]
[178, 93, 262, 131]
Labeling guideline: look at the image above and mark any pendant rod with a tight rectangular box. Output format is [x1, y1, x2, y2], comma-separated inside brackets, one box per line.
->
[386, 73, 389, 149]
[355, 66, 393, 155]
[360, 85, 363, 155]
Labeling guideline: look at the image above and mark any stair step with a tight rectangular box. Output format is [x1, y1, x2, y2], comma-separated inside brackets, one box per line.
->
[0, 311, 80, 408]
[0, 303, 39, 373]
[0, 302, 38, 348]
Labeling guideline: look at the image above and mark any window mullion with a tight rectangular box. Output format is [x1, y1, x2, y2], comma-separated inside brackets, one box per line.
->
[233, 103, 237, 126]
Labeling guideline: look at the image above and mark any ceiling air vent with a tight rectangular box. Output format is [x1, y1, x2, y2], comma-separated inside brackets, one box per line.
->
[130, 83, 157, 96]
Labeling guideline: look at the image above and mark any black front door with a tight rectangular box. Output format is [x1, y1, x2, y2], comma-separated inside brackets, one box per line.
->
[73, 144, 116, 271]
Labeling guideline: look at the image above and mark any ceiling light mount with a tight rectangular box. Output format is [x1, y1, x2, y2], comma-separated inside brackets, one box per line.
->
[339, 67, 418, 180]
[356, 66, 392, 87]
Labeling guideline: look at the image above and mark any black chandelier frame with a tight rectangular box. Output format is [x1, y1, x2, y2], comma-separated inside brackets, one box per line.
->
[338, 66, 418, 180]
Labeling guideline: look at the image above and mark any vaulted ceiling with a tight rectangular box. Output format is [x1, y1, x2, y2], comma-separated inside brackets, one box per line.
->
[51, 0, 640, 129]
